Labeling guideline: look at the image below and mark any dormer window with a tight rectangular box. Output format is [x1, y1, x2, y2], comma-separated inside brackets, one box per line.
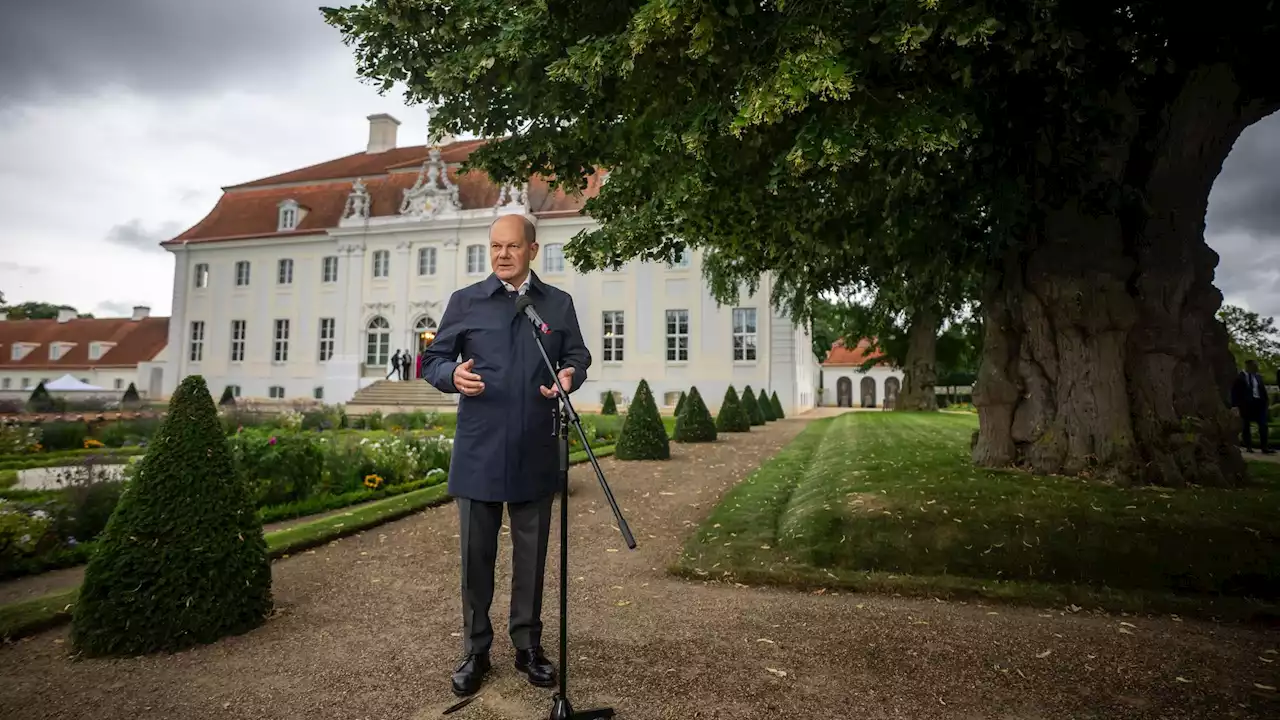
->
[88, 342, 115, 361]
[278, 199, 301, 231]
[10, 343, 33, 361]
[49, 343, 72, 361]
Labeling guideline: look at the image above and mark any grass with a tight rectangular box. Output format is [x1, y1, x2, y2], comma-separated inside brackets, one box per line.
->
[675, 412, 1280, 622]
[0, 444, 618, 641]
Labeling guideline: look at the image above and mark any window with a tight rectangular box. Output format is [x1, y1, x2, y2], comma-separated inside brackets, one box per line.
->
[278, 200, 299, 231]
[277, 258, 294, 285]
[318, 318, 335, 362]
[227, 384, 241, 398]
[600, 390, 621, 406]
[235, 261, 251, 287]
[21, 378, 30, 389]
[732, 308, 758, 362]
[189, 321, 205, 362]
[0, 378, 8, 389]
[269, 386, 285, 399]
[194, 263, 209, 288]
[665, 309, 689, 362]
[663, 391, 681, 407]
[230, 320, 246, 362]
[322, 255, 339, 283]
[313, 386, 325, 400]
[113, 379, 123, 390]
[372, 250, 390, 278]
[418, 247, 437, 276]
[466, 244, 485, 274]
[88, 343, 108, 361]
[49, 345, 64, 361]
[10, 344, 30, 361]
[543, 244, 565, 273]
[602, 311, 625, 362]
[366, 316, 390, 366]
[669, 248, 691, 268]
[273, 319, 290, 363]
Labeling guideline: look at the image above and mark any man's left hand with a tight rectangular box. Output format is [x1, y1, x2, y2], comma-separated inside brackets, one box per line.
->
[540, 367, 575, 398]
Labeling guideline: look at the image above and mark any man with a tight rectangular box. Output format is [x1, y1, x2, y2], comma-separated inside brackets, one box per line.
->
[421, 214, 591, 697]
[1231, 359, 1271, 454]
[387, 349, 402, 381]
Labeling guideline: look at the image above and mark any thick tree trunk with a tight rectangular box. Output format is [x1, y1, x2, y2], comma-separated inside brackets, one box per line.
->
[897, 307, 939, 411]
[972, 65, 1275, 487]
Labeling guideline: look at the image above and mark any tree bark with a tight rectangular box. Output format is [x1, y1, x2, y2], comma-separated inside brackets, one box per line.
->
[972, 64, 1276, 487]
[897, 307, 940, 411]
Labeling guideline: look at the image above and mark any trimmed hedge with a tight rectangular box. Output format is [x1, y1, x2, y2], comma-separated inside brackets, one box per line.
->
[674, 390, 688, 418]
[716, 386, 752, 433]
[757, 390, 776, 422]
[601, 392, 618, 415]
[673, 386, 717, 443]
[71, 375, 273, 657]
[742, 386, 766, 426]
[615, 379, 670, 460]
[771, 391, 785, 419]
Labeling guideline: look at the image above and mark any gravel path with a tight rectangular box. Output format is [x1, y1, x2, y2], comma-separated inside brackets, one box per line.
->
[1, 415, 1277, 720]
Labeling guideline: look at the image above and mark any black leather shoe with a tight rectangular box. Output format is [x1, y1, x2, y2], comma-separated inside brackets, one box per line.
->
[451, 653, 490, 697]
[514, 646, 557, 687]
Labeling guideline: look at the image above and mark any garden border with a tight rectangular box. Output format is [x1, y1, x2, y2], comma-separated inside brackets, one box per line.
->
[0, 444, 616, 642]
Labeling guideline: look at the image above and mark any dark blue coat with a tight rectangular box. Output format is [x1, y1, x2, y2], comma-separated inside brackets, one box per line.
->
[421, 271, 591, 503]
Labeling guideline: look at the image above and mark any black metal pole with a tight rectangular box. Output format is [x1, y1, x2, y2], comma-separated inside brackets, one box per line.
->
[526, 323, 634, 720]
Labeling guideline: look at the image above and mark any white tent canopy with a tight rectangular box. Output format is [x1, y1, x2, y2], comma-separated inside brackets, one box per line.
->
[43, 374, 105, 392]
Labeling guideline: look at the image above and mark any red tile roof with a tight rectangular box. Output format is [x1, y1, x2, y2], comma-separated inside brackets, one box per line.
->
[822, 338, 891, 367]
[0, 316, 169, 370]
[166, 139, 603, 246]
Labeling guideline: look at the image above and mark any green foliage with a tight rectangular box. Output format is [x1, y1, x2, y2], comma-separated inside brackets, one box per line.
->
[228, 429, 325, 507]
[121, 382, 141, 407]
[741, 386, 765, 426]
[600, 391, 618, 415]
[217, 385, 235, 406]
[715, 386, 751, 433]
[757, 390, 776, 422]
[674, 390, 688, 418]
[1218, 304, 1280, 378]
[614, 380, 669, 461]
[71, 375, 272, 657]
[27, 382, 55, 414]
[673, 386, 717, 443]
[38, 421, 88, 452]
[770, 391, 785, 420]
[0, 302, 88, 320]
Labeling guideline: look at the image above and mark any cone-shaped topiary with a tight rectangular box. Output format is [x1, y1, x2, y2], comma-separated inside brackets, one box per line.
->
[601, 391, 618, 415]
[715, 386, 751, 432]
[614, 379, 670, 460]
[121, 382, 142, 408]
[741, 386, 765, 426]
[27, 381, 55, 413]
[71, 375, 272, 657]
[218, 385, 236, 407]
[674, 390, 688, 418]
[770, 391, 785, 419]
[757, 390, 776, 422]
[673, 386, 717, 443]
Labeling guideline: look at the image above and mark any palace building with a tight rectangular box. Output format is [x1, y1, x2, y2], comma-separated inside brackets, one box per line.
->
[156, 114, 820, 414]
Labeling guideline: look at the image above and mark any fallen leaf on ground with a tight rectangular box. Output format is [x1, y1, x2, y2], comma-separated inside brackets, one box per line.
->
[1176, 676, 1192, 684]
[1260, 656, 1274, 664]
[606, 549, 619, 553]
[1119, 627, 1134, 635]
[1254, 683, 1276, 692]
[615, 601, 632, 607]
[765, 667, 788, 678]
[1036, 650, 1053, 659]
[1119, 621, 1137, 628]
[756, 639, 776, 644]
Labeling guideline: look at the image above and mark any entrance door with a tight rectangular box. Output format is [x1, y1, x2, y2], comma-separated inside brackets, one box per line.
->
[412, 315, 438, 379]
[860, 377, 877, 408]
[836, 377, 853, 407]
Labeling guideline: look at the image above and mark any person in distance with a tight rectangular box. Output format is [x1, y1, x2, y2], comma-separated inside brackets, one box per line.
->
[1231, 358, 1271, 454]
[420, 213, 591, 697]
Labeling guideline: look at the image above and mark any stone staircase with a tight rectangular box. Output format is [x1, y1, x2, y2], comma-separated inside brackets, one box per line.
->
[345, 379, 456, 414]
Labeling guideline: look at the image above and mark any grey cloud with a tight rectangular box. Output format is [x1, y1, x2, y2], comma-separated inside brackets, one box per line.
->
[105, 219, 183, 252]
[96, 300, 144, 316]
[1209, 230, 1280, 319]
[1206, 113, 1280, 237]
[0, 0, 344, 104]
[0, 261, 44, 276]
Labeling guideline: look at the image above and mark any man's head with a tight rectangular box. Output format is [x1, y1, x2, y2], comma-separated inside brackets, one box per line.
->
[1246, 359, 1259, 373]
[489, 214, 538, 284]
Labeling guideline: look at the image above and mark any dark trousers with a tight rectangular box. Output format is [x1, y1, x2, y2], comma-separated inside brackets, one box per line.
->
[457, 495, 554, 655]
[1242, 403, 1270, 452]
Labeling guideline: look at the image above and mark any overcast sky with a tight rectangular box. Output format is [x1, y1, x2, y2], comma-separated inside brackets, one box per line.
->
[0, 1, 1277, 325]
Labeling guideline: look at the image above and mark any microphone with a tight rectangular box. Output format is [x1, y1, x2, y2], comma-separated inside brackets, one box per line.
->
[515, 295, 551, 335]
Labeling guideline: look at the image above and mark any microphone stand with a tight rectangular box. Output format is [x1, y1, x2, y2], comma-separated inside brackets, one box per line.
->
[526, 321, 636, 720]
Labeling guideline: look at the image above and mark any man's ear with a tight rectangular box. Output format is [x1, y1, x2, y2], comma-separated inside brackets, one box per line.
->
[530, 242, 540, 261]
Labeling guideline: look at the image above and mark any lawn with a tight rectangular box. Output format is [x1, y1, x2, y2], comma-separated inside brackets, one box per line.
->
[676, 411, 1280, 620]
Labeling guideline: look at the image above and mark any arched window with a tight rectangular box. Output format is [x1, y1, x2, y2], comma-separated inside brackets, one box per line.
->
[413, 315, 438, 354]
[366, 316, 391, 366]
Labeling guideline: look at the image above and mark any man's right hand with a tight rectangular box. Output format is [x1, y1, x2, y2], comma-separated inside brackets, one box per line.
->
[453, 358, 485, 396]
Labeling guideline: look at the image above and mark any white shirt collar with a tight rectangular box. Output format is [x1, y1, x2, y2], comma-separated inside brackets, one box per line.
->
[502, 275, 531, 295]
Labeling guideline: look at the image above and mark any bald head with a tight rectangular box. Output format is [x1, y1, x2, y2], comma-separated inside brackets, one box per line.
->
[489, 214, 539, 284]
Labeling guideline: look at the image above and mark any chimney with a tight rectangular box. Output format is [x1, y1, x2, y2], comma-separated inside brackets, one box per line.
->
[366, 113, 400, 154]
[0, 312, 7, 321]
[131, 305, 150, 321]
[57, 308, 76, 323]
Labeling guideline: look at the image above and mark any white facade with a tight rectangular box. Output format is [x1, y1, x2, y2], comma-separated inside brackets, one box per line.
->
[819, 366, 904, 408]
[159, 144, 820, 415]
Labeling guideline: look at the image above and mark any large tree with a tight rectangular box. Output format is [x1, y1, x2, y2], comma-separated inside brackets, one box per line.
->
[325, 1, 1279, 486]
[1217, 303, 1280, 380]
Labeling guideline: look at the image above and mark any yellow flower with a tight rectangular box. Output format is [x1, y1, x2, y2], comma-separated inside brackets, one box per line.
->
[363, 474, 383, 489]
[83, 438, 105, 449]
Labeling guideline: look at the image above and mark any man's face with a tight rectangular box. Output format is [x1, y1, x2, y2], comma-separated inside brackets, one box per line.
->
[489, 217, 538, 283]
[1246, 361, 1258, 374]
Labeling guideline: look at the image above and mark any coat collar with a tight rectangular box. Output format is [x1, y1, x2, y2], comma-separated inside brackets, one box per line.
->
[484, 270, 547, 297]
